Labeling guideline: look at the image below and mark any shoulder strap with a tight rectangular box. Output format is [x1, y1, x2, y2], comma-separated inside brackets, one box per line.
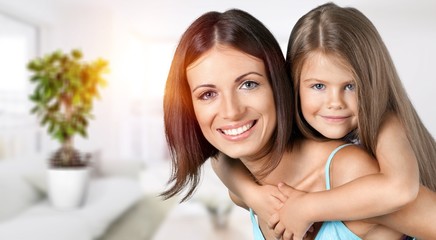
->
[249, 208, 265, 240]
[325, 143, 354, 190]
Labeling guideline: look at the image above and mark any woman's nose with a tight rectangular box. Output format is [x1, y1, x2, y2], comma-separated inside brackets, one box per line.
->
[220, 94, 244, 119]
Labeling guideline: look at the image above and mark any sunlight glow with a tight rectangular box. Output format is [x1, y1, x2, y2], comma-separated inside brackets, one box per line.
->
[0, 37, 27, 92]
[112, 32, 175, 105]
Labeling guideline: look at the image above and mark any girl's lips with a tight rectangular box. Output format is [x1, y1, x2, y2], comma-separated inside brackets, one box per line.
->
[322, 115, 350, 122]
[218, 120, 257, 139]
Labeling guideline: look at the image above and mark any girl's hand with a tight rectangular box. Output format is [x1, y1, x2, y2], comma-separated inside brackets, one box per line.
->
[248, 184, 288, 222]
[268, 182, 314, 240]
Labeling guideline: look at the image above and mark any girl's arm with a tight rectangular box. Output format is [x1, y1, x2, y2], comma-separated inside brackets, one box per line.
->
[272, 114, 420, 238]
[210, 154, 286, 222]
[369, 185, 436, 239]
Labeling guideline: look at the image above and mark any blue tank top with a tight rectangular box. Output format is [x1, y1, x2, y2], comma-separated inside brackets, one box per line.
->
[314, 144, 361, 240]
[250, 208, 265, 240]
[249, 144, 360, 240]
[249, 143, 416, 239]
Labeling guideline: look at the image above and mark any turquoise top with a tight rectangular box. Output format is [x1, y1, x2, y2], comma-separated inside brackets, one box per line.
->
[249, 143, 415, 239]
[249, 144, 360, 240]
[314, 144, 361, 240]
[250, 208, 265, 240]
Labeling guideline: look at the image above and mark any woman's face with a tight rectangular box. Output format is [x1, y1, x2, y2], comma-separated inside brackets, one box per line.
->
[186, 45, 276, 161]
[299, 53, 358, 139]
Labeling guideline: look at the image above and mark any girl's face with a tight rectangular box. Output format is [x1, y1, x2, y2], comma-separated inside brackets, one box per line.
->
[299, 53, 358, 139]
[187, 46, 276, 162]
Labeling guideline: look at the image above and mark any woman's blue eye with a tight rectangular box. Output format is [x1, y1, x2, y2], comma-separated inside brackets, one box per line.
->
[345, 83, 355, 91]
[312, 83, 325, 90]
[240, 81, 259, 90]
[199, 91, 217, 100]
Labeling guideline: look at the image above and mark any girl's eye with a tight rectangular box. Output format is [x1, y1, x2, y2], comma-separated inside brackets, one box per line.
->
[345, 83, 355, 91]
[198, 91, 217, 100]
[312, 83, 325, 90]
[240, 80, 259, 90]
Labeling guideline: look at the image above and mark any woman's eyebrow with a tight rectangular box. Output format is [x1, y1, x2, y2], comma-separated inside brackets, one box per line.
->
[192, 72, 264, 92]
[192, 84, 215, 92]
[235, 72, 263, 84]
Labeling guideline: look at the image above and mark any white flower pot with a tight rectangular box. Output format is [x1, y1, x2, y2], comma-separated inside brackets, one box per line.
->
[48, 167, 90, 209]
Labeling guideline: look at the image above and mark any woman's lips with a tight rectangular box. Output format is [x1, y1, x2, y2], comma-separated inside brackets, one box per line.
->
[218, 120, 257, 140]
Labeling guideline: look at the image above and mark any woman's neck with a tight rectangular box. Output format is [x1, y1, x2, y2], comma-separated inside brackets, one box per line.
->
[250, 139, 346, 192]
[239, 153, 273, 178]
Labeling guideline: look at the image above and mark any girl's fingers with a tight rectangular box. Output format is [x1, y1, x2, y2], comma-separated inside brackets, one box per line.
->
[270, 184, 288, 202]
[283, 229, 293, 240]
[277, 182, 295, 197]
[273, 222, 286, 239]
[268, 213, 280, 229]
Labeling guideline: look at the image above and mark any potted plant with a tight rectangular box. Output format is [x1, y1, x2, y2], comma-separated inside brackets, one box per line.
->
[27, 49, 108, 209]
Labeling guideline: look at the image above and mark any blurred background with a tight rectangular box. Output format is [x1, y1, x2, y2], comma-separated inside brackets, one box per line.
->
[0, 0, 436, 239]
[1, 0, 436, 174]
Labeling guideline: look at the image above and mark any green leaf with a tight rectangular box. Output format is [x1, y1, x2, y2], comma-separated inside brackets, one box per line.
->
[41, 115, 50, 126]
[27, 48, 108, 147]
[53, 129, 65, 143]
[71, 49, 82, 59]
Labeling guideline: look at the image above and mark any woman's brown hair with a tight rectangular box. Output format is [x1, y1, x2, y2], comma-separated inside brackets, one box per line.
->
[287, 2, 436, 190]
[162, 9, 293, 201]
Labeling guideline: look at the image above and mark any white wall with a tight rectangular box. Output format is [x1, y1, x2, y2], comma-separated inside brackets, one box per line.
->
[362, 4, 436, 136]
[0, 0, 435, 174]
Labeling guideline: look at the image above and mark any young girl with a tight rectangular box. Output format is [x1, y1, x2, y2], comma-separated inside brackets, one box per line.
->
[213, 3, 436, 239]
[161, 7, 435, 240]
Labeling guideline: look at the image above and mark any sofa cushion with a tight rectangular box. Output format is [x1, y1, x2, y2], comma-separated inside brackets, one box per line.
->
[0, 176, 142, 240]
[0, 160, 42, 222]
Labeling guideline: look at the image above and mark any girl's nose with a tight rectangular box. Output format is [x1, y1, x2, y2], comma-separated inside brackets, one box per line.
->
[327, 90, 344, 110]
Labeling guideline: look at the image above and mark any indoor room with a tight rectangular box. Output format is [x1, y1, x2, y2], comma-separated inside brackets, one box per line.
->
[0, 0, 435, 239]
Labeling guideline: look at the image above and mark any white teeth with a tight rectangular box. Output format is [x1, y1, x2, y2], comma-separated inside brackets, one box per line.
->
[222, 122, 253, 136]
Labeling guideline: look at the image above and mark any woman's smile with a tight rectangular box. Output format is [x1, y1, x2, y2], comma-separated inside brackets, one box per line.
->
[218, 120, 257, 139]
[187, 45, 276, 160]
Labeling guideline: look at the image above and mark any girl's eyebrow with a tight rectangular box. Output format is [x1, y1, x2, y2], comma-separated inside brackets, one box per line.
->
[301, 78, 355, 84]
[301, 77, 325, 83]
[192, 71, 264, 92]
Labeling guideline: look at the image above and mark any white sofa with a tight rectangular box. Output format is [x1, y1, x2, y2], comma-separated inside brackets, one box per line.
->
[0, 159, 142, 240]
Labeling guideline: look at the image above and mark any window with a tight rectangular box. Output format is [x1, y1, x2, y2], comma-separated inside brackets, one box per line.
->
[0, 12, 39, 160]
[0, 12, 38, 115]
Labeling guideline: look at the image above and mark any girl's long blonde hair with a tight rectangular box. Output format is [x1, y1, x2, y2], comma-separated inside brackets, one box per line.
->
[287, 2, 436, 190]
